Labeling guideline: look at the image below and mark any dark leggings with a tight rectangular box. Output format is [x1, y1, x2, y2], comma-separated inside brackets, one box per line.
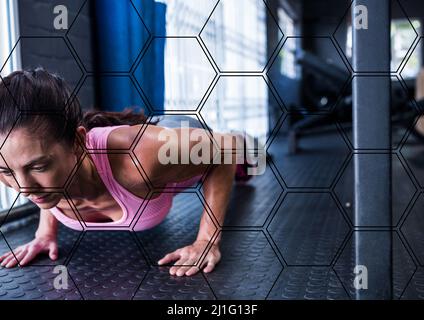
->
[155, 115, 213, 131]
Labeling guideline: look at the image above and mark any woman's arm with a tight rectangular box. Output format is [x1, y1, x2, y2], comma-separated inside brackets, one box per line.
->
[0, 208, 59, 268]
[196, 162, 237, 243]
[143, 126, 242, 276]
[35, 208, 59, 239]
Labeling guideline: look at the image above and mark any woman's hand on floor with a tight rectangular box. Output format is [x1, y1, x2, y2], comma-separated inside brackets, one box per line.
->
[0, 236, 58, 268]
[157, 239, 221, 276]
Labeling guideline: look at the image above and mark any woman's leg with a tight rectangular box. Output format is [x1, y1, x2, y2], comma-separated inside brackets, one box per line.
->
[155, 114, 212, 131]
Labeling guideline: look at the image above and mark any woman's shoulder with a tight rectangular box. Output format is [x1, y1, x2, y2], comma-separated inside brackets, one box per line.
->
[106, 124, 147, 175]
[105, 124, 142, 150]
[105, 124, 155, 196]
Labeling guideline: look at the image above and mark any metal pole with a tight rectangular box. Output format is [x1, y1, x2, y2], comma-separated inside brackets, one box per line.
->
[353, 0, 392, 299]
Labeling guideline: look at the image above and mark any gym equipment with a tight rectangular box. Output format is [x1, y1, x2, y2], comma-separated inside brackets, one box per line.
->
[286, 50, 419, 154]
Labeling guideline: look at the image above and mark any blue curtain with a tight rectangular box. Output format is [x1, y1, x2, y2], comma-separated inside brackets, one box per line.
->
[94, 0, 166, 112]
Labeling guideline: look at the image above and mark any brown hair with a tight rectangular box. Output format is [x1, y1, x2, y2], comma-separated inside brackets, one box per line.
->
[0, 67, 155, 147]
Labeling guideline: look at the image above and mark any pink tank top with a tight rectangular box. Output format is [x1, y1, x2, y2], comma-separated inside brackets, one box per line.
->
[49, 125, 202, 231]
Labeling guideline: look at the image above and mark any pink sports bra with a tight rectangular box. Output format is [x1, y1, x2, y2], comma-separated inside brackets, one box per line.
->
[49, 125, 202, 231]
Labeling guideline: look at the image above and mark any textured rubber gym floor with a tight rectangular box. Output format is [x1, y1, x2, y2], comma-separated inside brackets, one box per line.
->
[1, 129, 424, 300]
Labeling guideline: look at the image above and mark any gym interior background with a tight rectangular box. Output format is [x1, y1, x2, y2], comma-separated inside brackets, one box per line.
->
[0, 0, 424, 300]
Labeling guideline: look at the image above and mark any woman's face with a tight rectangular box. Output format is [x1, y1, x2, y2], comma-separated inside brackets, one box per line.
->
[0, 127, 81, 209]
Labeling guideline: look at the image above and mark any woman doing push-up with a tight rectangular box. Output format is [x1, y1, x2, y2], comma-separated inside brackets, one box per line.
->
[0, 68, 261, 277]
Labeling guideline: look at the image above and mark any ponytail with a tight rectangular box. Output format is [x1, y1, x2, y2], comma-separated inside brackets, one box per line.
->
[81, 107, 157, 130]
[0, 68, 157, 148]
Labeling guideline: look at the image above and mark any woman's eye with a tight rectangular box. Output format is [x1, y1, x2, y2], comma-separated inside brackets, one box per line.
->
[0, 171, 13, 176]
[33, 166, 47, 172]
